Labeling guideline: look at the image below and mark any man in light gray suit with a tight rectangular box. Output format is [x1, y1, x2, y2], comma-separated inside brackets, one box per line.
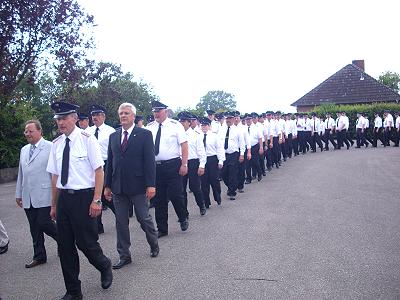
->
[15, 119, 57, 268]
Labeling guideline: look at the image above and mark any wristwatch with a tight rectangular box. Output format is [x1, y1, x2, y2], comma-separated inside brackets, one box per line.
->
[93, 199, 102, 205]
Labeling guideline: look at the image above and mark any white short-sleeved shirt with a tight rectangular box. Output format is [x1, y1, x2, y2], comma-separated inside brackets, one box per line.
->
[310, 118, 320, 133]
[211, 120, 220, 134]
[86, 123, 115, 161]
[324, 118, 335, 130]
[218, 125, 245, 155]
[384, 114, 394, 127]
[186, 128, 206, 168]
[146, 118, 187, 161]
[296, 118, 304, 132]
[395, 116, 400, 129]
[201, 130, 226, 165]
[248, 123, 262, 146]
[374, 116, 382, 128]
[46, 126, 104, 189]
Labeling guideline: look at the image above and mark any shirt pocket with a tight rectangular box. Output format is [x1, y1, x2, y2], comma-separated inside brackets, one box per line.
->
[71, 151, 89, 165]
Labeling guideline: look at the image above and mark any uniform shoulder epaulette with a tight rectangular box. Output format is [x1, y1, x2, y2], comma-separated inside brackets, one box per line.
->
[52, 135, 62, 143]
[147, 121, 155, 126]
[170, 119, 178, 124]
[81, 131, 91, 137]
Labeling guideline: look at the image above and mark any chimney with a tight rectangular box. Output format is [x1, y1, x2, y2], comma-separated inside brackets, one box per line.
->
[352, 60, 365, 71]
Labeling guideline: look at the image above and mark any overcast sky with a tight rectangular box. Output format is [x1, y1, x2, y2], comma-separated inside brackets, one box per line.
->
[79, 0, 400, 113]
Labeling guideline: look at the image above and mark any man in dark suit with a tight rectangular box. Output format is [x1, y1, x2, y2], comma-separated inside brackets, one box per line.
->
[104, 102, 159, 270]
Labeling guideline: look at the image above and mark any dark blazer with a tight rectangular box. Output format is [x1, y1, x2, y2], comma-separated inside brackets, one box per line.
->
[105, 126, 156, 195]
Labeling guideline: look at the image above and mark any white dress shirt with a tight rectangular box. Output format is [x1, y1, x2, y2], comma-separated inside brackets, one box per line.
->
[218, 125, 245, 155]
[146, 118, 187, 161]
[324, 117, 335, 130]
[304, 118, 312, 131]
[269, 119, 282, 137]
[248, 123, 263, 146]
[395, 116, 400, 129]
[311, 118, 320, 133]
[374, 116, 382, 128]
[296, 118, 304, 132]
[86, 123, 115, 161]
[384, 114, 394, 128]
[201, 131, 225, 165]
[119, 124, 135, 144]
[186, 128, 206, 168]
[46, 126, 104, 190]
[344, 115, 350, 130]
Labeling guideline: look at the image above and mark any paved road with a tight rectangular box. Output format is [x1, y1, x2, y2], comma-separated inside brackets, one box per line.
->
[1, 147, 400, 300]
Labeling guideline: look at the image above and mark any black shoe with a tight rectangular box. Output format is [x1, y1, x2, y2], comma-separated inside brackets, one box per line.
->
[267, 167, 272, 172]
[257, 176, 262, 182]
[216, 200, 221, 205]
[237, 189, 244, 193]
[355, 146, 361, 148]
[200, 207, 206, 216]
[262, 172, 266, 176]
[283, 157, 287, 161]
[275, 163, 279, 169]
[61, 292, 83, 300]
[150, 244, 160, 257]
[25, 259, 46, 268]
[101, 260, 113, 289]
[347, 145, 350, 150]
[0, 242, 8, 254]
[98, 227, 104, 234]
[205, 204, 210, 209]
[158, 231, 168, 238]
[245, 180, 251, 184]
[180, 219, 189, 231]
[112, 258, 132, 270]
[229, 196, 235, 200]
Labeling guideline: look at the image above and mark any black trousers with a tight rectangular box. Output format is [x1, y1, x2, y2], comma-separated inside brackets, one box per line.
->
[182, 158, 205, 215]
[346, 130, 354, 145]
[237, 153, 246, 189]
[222, 152, 239, 197]
[201, 155, 221, 206]
[384, 128, 395, 146]
[298, 131, 306, 153]
[304, 131, 312, 152]
[338, 130, 350, 148]
[356, 128, 366, 147]
[272, 137, 280, 164]
[57, 189, 110, 295]
[324, 129, 337, 150]
[258, 142, 266, 174]
[98, 160, 116, 231]
[247, 144, 261, 180]
[311, 132, 323, 151]
[292, 136, 299, 155]
[25, 205, 57, 262]
[265, 140, 273, 168]
[284, 134, 293, 157]
[155, 158, 187, 233]
[372, 128, 384, 147]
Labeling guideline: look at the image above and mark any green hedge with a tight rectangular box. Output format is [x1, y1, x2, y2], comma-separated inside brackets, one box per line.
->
[311, 103, 400, 138]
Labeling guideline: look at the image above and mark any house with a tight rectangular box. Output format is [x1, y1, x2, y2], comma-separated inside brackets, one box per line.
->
[291, 60, 400, 112]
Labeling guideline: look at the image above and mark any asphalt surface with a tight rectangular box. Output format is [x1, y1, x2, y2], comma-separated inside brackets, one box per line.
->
[1, 146, 400, 300]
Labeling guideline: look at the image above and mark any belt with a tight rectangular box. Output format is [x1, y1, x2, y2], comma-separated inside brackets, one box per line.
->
[155, 157, 180, 165]
[60, 188, 94, 194]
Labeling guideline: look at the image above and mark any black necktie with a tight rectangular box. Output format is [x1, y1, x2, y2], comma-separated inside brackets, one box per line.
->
[61, 137, 70, 186]
[121, 130, 128, 152]
[203, 133, 207, 149]
[224, 127, 230, 150]
[313, 120, 316, 132]
[154, 123, 161, 155]
[94, 127, 99, 139]
[248, 126, 250, 133]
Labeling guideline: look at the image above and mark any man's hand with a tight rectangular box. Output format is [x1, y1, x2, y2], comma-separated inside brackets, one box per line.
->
[218, 163, 223, 169]
[239, 155, 244, 163]
[146, 187, 156, 200]
[269, 142, 273, 149]
[179, 165, 188, 176]
[104, 187, 112, 202]
[89, 201, 102, 218]
[50, 205, 56, 221]
[247, 151, 251, 161]
[16, 198, 22, 208]
[198, 167, 205, 176]
[258, 148, 264, 155]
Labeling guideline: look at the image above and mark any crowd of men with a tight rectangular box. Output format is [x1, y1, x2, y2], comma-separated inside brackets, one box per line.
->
[0, 99, 399, 300]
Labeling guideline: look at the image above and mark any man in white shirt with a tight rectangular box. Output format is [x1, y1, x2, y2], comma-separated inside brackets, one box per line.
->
[373, 112, 384, 147]
[343, 112, 354, 147]
[269, 112, 283, 168]
[337, 111, 350, 150]
[219, 111, 245, 200]
[47, 101, 112, 299]
[246, 113, 263, 182]
[146, 101, 189, 237]
[86, 104, 116, 234]
[264, 112, 274, 171]
[296, 113, 306, 154]
[355, 112, 366, 148]
[257, 113, 267, 176]
[310, 112, 323, 152]
[234, 112, 251, 192]
[394, 112, 400, 147]
[383, 110, 394, 146]
[324, 113, 337, 150]
[206, 110, 220, 134]
[199, 117, 225, 208]
[179, 112, 207, 217]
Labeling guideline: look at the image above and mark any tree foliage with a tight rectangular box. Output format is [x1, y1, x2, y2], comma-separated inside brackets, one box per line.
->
[378, 71, 400, 93]
[0, 0, 95, 105]
[195, 90, 236, 116]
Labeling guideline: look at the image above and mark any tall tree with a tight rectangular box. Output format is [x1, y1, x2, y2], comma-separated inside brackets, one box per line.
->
[0, 0, 95, 105]
[196, 90, 236, 115]
[378, 71, 400, 93]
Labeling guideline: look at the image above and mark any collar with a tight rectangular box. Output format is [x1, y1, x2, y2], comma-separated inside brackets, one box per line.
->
[31, 137, 43, 148]
[65, 126, 80, 142]
[122, 124, 135, 135]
